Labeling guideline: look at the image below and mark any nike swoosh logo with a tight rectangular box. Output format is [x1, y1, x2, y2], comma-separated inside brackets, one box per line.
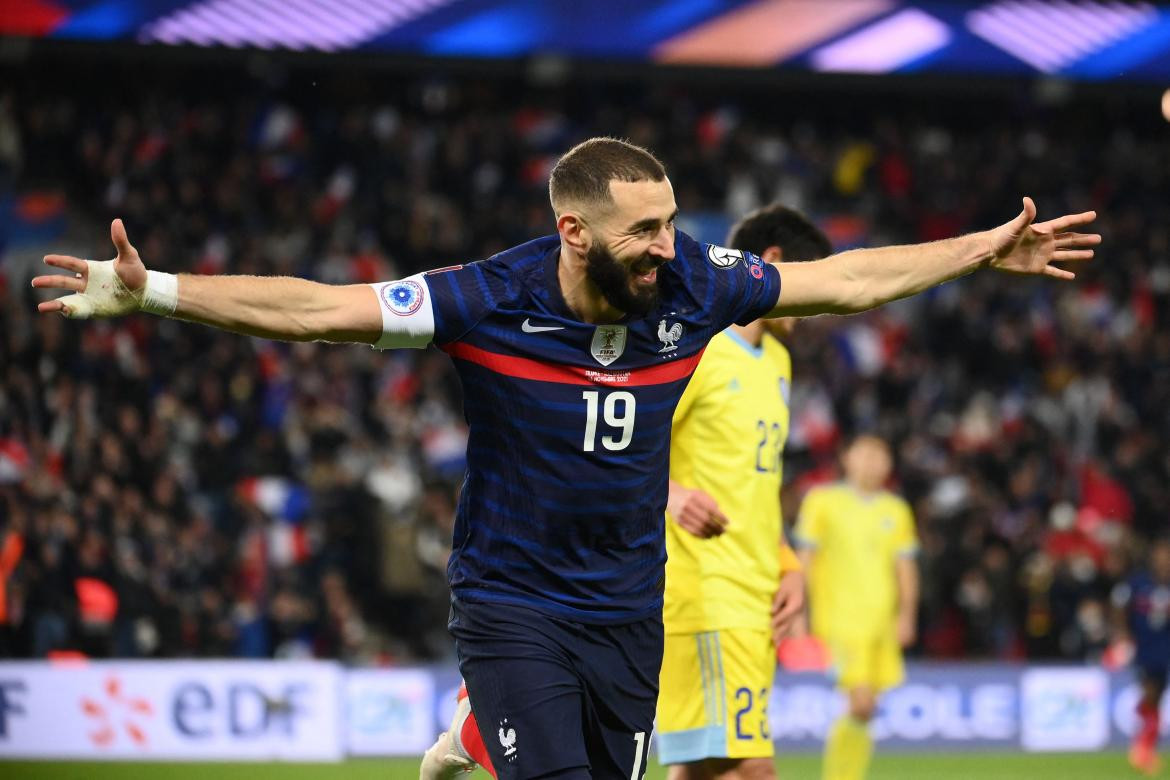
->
[521, 318, 564, 333]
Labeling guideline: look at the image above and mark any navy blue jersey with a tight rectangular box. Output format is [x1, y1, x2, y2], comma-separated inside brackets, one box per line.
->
[1117, 572, 1170, 665]
[373, 231, 780, 623]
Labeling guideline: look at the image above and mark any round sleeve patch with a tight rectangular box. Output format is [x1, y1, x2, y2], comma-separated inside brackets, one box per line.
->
[706, 244, 744, 268]
[381, 280, 425, 316]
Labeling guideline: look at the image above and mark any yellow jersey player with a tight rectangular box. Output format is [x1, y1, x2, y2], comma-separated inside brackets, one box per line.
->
[657, 204, 831, 780]
[794, 435, 919, 780]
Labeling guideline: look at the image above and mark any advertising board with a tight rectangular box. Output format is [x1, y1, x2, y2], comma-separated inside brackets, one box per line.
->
[0, 661, 342, 761]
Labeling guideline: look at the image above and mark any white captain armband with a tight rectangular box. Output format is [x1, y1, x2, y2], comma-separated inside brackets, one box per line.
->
[368, 274, 436, 349]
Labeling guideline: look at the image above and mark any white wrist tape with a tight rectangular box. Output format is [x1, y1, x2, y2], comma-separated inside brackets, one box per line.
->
[58, 259, 142, 320]
[56, 262, 178, 320]
[141, 270, 179, 316]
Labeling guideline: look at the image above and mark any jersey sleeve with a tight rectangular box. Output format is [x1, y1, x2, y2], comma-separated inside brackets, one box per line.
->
[672, 346, 716, 426]
[423, 260, 512, 345]
[367, 274, 435, 349]
[370, 260, 509, 349]
[779, 542, 803, 573]
[892, 499, 920, 557]
[681, 232, 782, 329]
[794, 489, 825, 550]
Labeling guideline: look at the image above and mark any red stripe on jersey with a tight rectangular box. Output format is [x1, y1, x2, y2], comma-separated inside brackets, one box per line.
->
[441, 342, 705, 386]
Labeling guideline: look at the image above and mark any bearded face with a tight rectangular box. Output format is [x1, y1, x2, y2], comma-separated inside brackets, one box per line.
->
[584, 240, 665, 317]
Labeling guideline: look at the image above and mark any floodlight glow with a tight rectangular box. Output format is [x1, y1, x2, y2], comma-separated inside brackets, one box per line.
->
[967, 0, 1158, 73]
[811, 8, 951, 74]
[139, 0, 454, 52]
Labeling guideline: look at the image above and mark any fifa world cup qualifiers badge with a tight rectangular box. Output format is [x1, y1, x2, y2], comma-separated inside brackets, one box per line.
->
[381, 280, 424, 316]
[591, 324, 628, 366]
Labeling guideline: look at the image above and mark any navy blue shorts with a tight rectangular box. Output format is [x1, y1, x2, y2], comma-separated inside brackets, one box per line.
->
[450, 598, 662, 779]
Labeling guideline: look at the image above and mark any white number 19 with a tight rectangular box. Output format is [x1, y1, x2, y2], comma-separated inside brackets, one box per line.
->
[582, 390, 636, 452]
[630, 730, 646, 780]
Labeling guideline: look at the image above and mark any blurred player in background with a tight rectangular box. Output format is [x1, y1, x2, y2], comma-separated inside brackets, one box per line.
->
[657, 204, 830, 779]
[795, 436, 919, 780]
[34, 135, 1097, 779]
[1112, 537, 1170, 775]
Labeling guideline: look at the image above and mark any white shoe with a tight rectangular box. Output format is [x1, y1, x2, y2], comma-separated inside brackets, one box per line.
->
[420, 695, 475, 780]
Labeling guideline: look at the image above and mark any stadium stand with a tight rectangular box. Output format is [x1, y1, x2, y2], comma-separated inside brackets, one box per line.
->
[1, 59, 1166, 663]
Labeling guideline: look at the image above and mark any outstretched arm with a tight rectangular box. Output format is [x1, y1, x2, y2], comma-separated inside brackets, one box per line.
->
[768, 198, 1100, 317]
[33, 219, 383, 344]
[174, 275, 379, 343]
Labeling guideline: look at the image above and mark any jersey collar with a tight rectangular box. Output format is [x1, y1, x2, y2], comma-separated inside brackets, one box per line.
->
[725, 328, 765, 358]
[542, 246, 579, 320]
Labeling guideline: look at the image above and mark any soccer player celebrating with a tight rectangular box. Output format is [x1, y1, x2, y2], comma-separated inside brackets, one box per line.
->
[1113, 537, 1170, 775]
[33, 138, 1097, 779]
[656, 204, 829, 779]
[794, 435, 918, 780]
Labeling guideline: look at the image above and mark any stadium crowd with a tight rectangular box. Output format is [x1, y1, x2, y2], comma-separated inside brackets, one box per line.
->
[0, 61, 1166, 663]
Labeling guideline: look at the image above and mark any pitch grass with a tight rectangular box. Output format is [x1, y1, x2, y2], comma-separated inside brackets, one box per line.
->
[1, 752, 1152, 780]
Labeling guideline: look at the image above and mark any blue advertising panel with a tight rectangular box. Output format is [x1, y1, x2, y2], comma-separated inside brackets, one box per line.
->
[5, 1, 1170, 82]
[0, 660, 1165, 759]
[439, 663, 1170, 754]
[771, 666, 1022, 751]
[770, 664, 1167, 752]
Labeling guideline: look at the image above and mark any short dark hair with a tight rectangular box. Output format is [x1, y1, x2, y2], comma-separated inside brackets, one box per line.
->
[549, 137, 666, 214]
[727, 203, 831, 262]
